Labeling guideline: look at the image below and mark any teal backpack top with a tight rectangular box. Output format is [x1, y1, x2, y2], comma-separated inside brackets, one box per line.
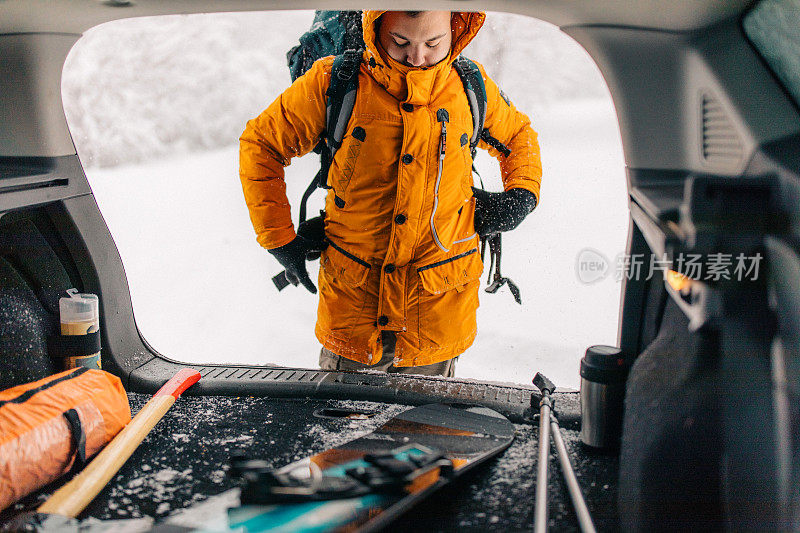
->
[287, 11, 365, 83]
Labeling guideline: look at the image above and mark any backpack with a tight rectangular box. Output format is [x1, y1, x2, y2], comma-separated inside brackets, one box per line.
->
[287, 11, 365, 84]
[286, 11, 520, 303]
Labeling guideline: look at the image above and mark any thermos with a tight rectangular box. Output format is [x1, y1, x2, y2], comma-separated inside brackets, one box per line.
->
[58, 289, 101, 369]
[580, 345, 628, 449]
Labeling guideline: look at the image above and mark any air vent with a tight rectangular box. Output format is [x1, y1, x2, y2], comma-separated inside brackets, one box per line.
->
[701, 92, 744, 168]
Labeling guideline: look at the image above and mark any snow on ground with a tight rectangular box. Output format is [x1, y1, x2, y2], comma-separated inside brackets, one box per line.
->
[67, 11, 628, 388]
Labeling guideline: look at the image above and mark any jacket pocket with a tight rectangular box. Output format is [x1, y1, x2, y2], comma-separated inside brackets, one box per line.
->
[418, 248, 482, 295]
[320, 241, 370, 288]
[415, 247, 483, 351]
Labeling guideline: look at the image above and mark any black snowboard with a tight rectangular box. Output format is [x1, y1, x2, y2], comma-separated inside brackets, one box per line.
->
[159, 403, 515, 532]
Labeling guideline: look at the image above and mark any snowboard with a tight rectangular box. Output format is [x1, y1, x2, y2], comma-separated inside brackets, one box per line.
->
[158, 403, 515, 533]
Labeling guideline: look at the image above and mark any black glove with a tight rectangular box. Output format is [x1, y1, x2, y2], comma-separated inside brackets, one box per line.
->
[296, 214, 328, 261]
[268, 236, 319, 294]
[472, 187, 537, 237]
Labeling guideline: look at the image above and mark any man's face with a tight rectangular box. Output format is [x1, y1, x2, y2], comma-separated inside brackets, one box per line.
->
[377, 11, 452, 68]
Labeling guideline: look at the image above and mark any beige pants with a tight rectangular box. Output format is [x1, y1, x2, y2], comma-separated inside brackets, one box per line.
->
[319, 332, 457, 377]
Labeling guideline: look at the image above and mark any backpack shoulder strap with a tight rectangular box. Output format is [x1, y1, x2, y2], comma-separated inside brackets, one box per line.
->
[299, 50, 361, 223]
[453, 56, 486, 158]
[453, 56, 511, 159]
[325, 49, 361, 157]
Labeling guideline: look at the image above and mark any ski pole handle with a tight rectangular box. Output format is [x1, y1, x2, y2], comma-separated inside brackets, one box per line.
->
[37, 369, 201, 517]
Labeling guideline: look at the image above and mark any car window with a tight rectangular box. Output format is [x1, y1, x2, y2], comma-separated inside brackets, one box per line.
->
[743, 0, 800, 106]
[62, 11, 627, 388]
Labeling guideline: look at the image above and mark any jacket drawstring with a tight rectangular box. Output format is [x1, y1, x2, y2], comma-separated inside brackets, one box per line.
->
[431, 109, 450, 253]
[431, 108, 479, 253]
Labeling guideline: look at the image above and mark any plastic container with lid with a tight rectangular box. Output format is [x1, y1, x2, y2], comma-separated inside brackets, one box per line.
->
[58, 289, 101, 369]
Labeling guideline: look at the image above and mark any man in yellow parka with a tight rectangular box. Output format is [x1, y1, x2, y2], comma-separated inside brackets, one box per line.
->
[240, 10, 542, 376]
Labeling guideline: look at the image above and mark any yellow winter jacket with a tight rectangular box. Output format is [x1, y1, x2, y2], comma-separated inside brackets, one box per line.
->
[240, 11, 542, 367]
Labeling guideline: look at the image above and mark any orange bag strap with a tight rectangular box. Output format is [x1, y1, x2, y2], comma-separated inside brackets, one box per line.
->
[63, 408, 87, 472]
[0, 367, 88, 408]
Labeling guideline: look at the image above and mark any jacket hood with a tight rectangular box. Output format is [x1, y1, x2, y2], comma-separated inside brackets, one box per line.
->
[361, 10, 486, 103]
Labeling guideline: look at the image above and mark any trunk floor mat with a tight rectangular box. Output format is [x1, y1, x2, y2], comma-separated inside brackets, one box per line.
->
[2, 393, 619, 531]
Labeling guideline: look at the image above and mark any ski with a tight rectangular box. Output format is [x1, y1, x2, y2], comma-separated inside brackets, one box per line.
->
[158, 403, 515, 532]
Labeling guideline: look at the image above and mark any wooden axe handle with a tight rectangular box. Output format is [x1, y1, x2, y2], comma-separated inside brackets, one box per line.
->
[37, 368, 201, 517]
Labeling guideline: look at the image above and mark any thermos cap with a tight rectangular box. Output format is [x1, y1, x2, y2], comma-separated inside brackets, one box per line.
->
[580, 345, 628, 384]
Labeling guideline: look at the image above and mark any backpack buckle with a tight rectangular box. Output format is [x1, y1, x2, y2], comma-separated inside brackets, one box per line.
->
[337, 50, 361, 81]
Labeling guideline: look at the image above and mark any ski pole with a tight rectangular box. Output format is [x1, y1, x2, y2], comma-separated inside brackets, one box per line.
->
[550, 413, 597, 533]
[534, 372, 597, 533]
[37, 368, 201, 517]
[533, 372, 555, 533]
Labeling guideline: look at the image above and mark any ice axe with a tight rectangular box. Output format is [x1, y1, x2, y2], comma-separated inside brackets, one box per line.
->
[532, 372, 596, 533]
[482, 233, 521, 304]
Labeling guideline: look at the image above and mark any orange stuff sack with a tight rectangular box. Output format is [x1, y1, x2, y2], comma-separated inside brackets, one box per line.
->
[0, 367, 130, 512]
